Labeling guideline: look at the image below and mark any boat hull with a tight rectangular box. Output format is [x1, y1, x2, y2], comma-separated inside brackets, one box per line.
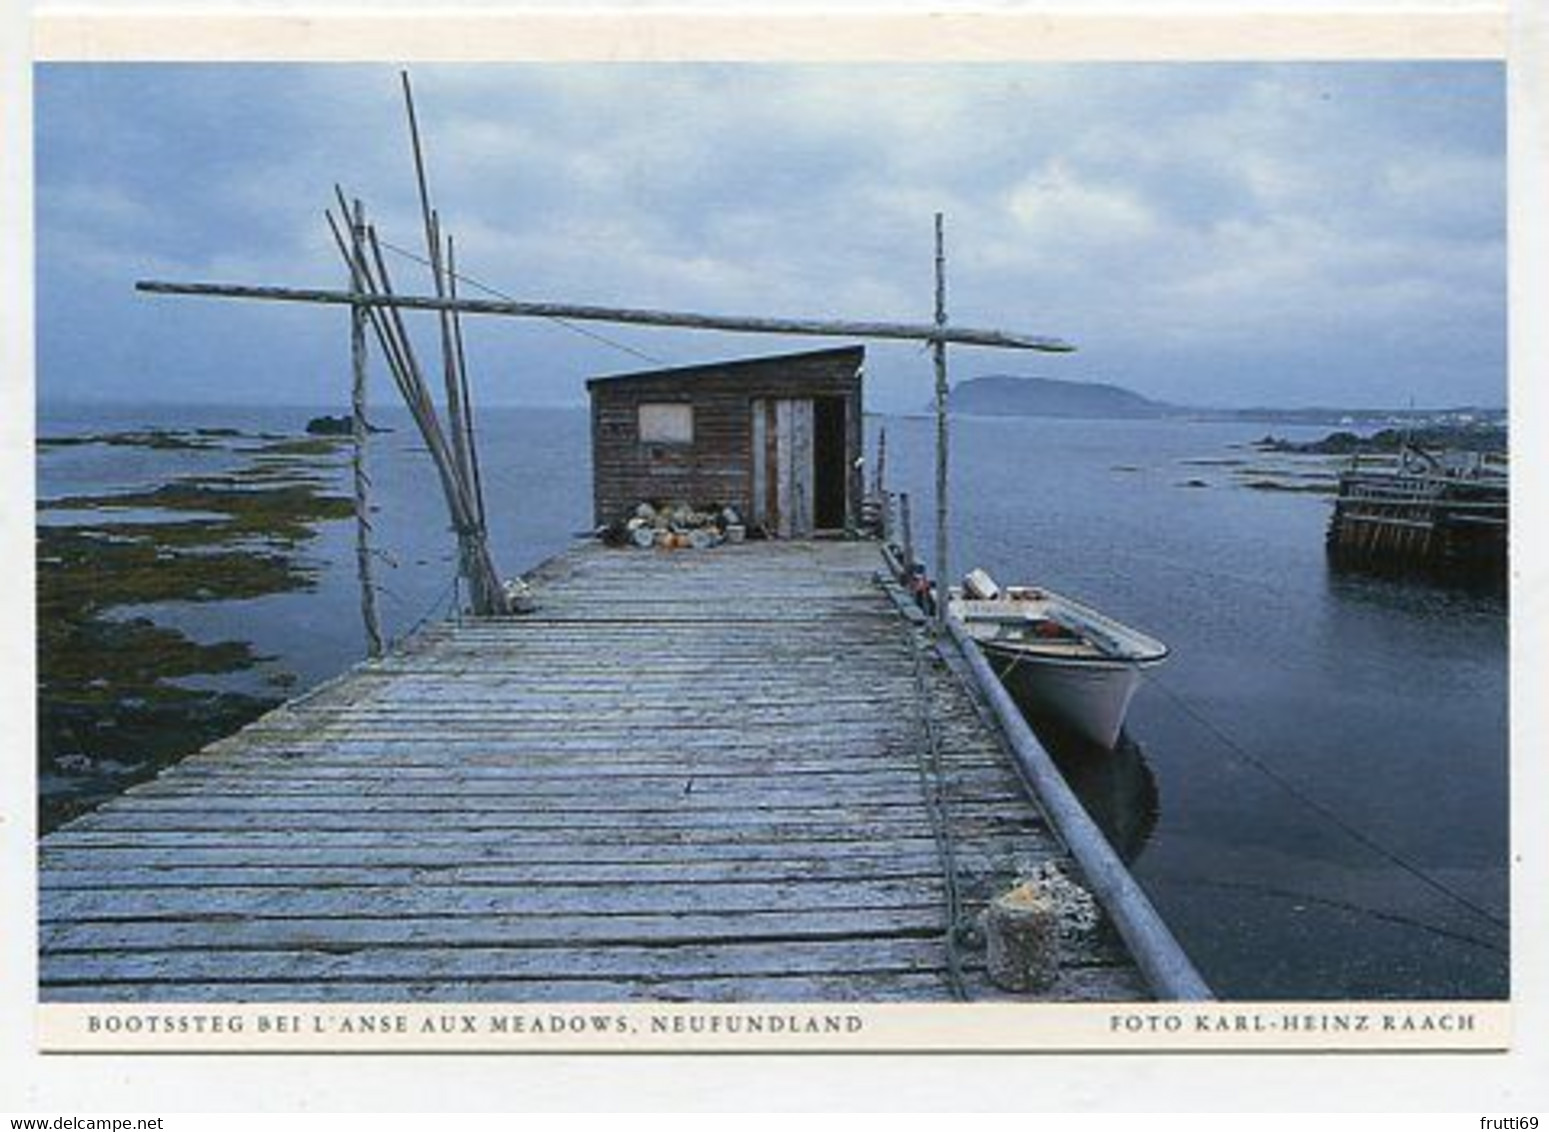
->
[982, 643, 1152, 749]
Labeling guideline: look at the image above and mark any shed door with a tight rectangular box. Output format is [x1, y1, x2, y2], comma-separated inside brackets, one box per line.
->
[751, 398, 815, 538]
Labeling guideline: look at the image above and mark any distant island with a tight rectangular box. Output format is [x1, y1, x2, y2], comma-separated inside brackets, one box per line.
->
[1256, 424, 1507, 455]
[305, 413, 388, 436]
[945, 374, 1505, 430]
[948, 376, 1172, 419]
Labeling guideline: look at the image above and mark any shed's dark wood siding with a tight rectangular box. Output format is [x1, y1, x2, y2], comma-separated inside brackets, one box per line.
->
[587, 346, 864, 531]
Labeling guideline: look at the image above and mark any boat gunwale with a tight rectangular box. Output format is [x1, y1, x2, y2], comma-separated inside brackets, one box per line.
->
[948, 588, 1170, 666]
[975, 635, 1171, 668]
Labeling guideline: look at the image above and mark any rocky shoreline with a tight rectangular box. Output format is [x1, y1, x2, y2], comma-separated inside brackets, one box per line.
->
[1253, 423, 1507, 457]
[37, 426, 354, 832]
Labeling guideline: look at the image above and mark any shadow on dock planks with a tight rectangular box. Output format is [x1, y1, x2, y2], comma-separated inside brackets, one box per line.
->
[38, 540, 1148, 1004]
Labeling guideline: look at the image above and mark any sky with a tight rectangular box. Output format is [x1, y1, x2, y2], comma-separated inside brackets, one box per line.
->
[34, 61, 1506, 412]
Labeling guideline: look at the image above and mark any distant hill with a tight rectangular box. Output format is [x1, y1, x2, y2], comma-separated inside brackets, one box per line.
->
[943, 375, 1505, 429]
[947, 375, 1176, 419]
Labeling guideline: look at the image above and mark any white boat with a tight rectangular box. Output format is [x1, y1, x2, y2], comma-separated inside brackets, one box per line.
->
[948, 569, 1169, 749]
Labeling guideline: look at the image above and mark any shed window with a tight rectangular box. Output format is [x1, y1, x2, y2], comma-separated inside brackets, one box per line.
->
[638, 403, 694, 444]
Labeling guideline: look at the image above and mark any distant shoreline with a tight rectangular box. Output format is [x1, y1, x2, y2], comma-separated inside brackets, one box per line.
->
[941, 374, 1504, 431]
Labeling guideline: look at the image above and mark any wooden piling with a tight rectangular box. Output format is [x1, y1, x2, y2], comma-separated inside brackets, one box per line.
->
[348, 200, 384, 657]
[1326, 460, 1506, 586]
[874, 425, 888, 497]
[932, 212, 951, 628]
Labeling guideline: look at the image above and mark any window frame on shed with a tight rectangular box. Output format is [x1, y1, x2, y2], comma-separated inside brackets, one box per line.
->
[637, 402, 695, 445]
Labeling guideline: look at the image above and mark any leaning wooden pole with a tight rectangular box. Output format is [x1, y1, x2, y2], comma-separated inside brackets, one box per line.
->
[348, 200, 385, 656]
[401, 70, 468, 485]
[446, 233, 487, 531]
[365, 223, 503, 617]
[324, 202, 506, 618]
[429, 211, 472, 491]
[933, 212, 951, 627]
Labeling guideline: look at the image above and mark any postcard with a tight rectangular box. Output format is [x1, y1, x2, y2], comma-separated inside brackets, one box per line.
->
[4, 0, 1545, 1112]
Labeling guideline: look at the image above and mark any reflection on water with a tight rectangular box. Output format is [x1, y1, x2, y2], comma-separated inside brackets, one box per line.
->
[1325, 566, 1508, 620]
[1026, 717, 1160, 866]
[1326, 550, 1508, 597]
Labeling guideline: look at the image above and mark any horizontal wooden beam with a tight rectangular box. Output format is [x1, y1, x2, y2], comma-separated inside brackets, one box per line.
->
[135, 279, 1075, 352]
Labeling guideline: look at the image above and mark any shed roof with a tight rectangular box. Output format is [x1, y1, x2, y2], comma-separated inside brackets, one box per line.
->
[586, 345, 864, 390]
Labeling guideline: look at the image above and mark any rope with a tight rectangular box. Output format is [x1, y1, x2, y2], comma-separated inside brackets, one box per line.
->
[376, 237, 668, 365]
[900, 611, 972, 1001]
[396, 570, 461, 643]
[1148, 675, 1509, 938]
[1154, 873, 1506, 956]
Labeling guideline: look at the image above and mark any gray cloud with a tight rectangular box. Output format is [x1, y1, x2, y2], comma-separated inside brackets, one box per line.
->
[37, 61, 1504, 411]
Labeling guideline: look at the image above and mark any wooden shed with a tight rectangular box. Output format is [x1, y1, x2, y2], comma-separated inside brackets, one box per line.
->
[587, 345, 865, 538]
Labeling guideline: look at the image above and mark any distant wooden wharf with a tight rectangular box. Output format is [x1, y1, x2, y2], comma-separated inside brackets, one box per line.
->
[1327, 453, 1507, 583]
[38, 540, 1191, 1004]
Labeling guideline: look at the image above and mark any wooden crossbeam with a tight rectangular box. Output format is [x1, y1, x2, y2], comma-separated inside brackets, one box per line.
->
[134, 280, 1076, 353]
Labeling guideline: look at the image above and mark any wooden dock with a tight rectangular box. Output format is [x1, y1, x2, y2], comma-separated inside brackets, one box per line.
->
[39, 540, 1151, 1003]
[1327, 457, 1507, 585]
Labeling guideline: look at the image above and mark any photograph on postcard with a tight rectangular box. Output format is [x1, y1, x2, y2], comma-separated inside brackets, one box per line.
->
[32, 60, 1508, 1043]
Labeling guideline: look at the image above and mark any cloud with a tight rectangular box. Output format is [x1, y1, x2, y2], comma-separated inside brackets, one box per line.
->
[34, 61, 1505, 410]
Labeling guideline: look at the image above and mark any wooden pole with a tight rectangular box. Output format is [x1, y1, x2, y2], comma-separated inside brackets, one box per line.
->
[933, 212, 950, 627]
[429, 211, 472, 491]
[134, 280, 1075, 353]
[397, 72, 476, 494]
[367, 221, 501, 615]
[324, 203, 506, 617]
[363, 224, 446, 433]
[348, 200, 385, 658]
[874, 425, 888, 497]
[447, 233, 487, 532]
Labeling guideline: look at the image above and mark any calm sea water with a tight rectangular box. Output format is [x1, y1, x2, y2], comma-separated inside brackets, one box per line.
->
[37, 402, 1509, 1000]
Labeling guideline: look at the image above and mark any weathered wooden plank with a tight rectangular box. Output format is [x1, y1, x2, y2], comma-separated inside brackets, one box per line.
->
[96, 789, 1025, 816]
[60, 807, 1042, 836]
[89, 774, 1011, 807]
[44, 972, 960, 1003]
[258, 681, 923, 700]
[199, 716, 934, 734]
[166, 750, 1006, 775]
[91, 766, 1019, 797]
[42, 968, 1147, 1004]
[42, 815, 1043, 849]
[42, 874, 947, 921]
[197, 707, 995, 732]
[44, 933, 951, 983]
[136, 280, 1076, 352]
[127, 761, 1022, 799]
[36, 853, 991, 891]
[39, 837, 1022, 871]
